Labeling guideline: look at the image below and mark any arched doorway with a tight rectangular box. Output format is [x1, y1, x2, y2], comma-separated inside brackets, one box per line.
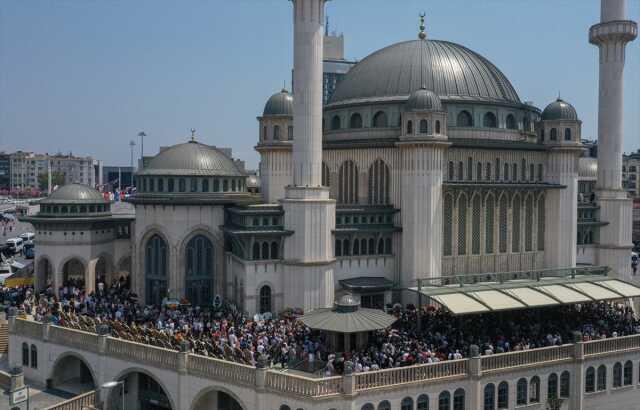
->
[145, 235, 168, 305]
[192, 389, 244, 410]
[184, 235, 214, 306]
[62, 258, 85, 288]
[107, 371, 173, 410]
[36, 257, 53, 291]
[50, 354, 96, 395]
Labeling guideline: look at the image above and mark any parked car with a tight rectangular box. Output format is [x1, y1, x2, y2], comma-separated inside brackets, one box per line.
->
[5, 238, 23, 255]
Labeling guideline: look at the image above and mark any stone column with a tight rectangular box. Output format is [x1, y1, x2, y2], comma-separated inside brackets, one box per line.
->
[281, 0, 335, 312]
[398, 139, 449, 287]
[590, 0, 637, 278]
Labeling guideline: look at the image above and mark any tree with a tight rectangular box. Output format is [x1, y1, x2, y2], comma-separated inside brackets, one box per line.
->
[38, 171, 65, 191]
[546, 398, 563, 410]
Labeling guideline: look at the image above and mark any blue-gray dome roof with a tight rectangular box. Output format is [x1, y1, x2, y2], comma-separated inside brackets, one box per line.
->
[138, 141, 244, 177]
[405, 87, 443, 112]
[263, 89, 293, 116]
[42, 184, 107, 204]
[329, 39, 521, 106]
[542, 98, 578, 121]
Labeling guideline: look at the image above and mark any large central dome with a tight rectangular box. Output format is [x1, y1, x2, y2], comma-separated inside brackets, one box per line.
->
[329, 39, 520, 106]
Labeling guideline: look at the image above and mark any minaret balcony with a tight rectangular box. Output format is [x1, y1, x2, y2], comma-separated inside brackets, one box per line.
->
[589, 20, 637, 45]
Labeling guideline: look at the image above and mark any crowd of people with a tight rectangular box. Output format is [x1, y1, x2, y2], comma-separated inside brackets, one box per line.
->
[2, 279, 640, 375]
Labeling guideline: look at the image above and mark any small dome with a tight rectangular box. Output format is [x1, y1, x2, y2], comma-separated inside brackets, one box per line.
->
[405, 87, 443, 112]
[542, 98, 578, 121]
[263, 89, 293, 117]
[138, 141, 244, 177]
[42, 184, 107, 204]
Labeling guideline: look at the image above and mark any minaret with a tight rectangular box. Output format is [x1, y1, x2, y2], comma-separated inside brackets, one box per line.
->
[281, 0, 335, 311]
[590, 0, 637, 278]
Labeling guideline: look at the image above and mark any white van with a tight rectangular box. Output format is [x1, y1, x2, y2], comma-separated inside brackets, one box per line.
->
[5, 238, 23, 254]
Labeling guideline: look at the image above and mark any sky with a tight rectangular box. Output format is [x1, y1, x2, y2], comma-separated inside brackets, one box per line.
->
[0, 0, 638, 169]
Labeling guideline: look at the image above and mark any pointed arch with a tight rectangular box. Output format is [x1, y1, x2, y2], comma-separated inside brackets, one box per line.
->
[537, 193, 545, 251]
[444, 193, 454, 256]
[525, 193, 534, 251]
[483, 112, 497, 128]
[338, 160, 359, 204]
[485, 193, 495, 254]
[368, 159, 390, 205]
[350, 113, 363, 129]
[322, 162, 331, 187]
[331, 115, 341, 130]
[372, 111, 388, 128]
[457, 110, 473, 127]
[499, 192, 509, 253]
[472, 193, 482, 255]
[144, 234, 168, 305]
[512, 194, 521, 252]
[457, 193, 468, 255]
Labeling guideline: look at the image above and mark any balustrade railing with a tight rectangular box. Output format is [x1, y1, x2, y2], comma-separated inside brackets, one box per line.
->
[584, 334, 640, 356]
[43, 390, 96, 410]
[266, 372, 342, 397]
[106, 337, 178, 370]
[14, 318, 42, 340]
[481, 344, 574, 373]
[187, 354, 256, 386]
[49, 326, 99, 353]
[355, 359, 468, 391]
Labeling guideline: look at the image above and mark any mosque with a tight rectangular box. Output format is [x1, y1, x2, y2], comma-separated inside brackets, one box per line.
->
[25, 1, 634, 318]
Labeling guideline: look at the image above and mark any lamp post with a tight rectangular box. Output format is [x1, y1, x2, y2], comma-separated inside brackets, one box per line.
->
[102, 380, 125, 410]
[137, 131, 146, 168]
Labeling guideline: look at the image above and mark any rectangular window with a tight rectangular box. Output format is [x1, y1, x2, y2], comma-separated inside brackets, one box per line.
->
[158, 178, 164, 192]
[168, 178, 175, 192]
[179, 178, 186, 192]
[149, 178, 155, 192]
[190, 178, 197, 192]
[213, 179, 220, 192]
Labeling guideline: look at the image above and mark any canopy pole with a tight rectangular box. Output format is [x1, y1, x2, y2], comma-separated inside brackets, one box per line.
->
[417, 278, 423, 333]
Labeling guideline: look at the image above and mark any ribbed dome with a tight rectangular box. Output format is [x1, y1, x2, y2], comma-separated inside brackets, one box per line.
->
[405, 87, 443, 111]
[42, 184, 107, 204]
[542, 98, 578, 121]
[263, 89, 293, 116]
[329, 39, 520, 106]
[138, 141, 244, 177]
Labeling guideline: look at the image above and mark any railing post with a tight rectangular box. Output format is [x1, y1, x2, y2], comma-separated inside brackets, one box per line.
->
[468, 345, 482, 410]
[42, 319, 51, 342]
[255, 354, 268, 391]
[97, 324, 110, 354]
[177, 341, 189, 374]
[342, 361, 356, 397]
[7, 307, 16, 333]
[572, 332, 585, 410]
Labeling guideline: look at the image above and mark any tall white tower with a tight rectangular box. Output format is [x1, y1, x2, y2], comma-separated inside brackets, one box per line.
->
[590, 0, 637, 278]
[281, 0, 336, 312]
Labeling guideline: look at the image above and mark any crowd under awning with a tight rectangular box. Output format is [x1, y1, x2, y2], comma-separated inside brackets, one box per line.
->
[408, 276, 640, 315]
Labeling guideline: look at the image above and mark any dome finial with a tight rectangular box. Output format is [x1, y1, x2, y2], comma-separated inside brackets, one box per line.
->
[190, 128, 196, 142]
[418, 13, 427, 40]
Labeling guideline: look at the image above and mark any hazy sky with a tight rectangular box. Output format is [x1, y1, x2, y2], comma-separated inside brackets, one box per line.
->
[1, 0, 639, 168]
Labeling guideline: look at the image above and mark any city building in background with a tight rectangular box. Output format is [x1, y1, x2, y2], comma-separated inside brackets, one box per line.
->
[102, 166, 135, 192]
[8, 151, 102, 191]
[0, 152, 10, 190]
[623, 149, 640, 197]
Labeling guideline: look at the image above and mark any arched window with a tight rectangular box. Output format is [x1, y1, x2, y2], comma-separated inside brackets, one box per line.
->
[453, 388, 465, 410]
[537, 164, 543, 181]
[613, 362, 622, 387]
[624, 361, 633, 385]
[335, 239, 342, 257]
[368, 238, 375, 255]
[29, 344, 37, 368]
[417, 394, 429, 410]
[525, 195, 533, 251]
[368, 159, 390, 205]
[288, 125, 293, 140]
[331, 115, 341, 130]
[476, 162, 482, 181]
[529, 376, 540, 403]
[362, 405, 374, 410]
[435, 120, 441, 134]
[548, 373, 558, 399]
[420, 119, 428, 134]
[185, 235, 214, 306]
[444, 194, 453, 256]
[521, 159, 526, 181]
[458, 162, 464, 180]
[585, 367, 595, 392]
[361, 238, 368, 255]
[516, 378, 527, 406]
[259, 285, 272, 313]
[467, 157, 473, 180]
[537, 195, 545, 251]
[564, 128, 572, 141]
[484, 383, 495, 410]
[145, 235, 168, 305]
[343, 239, 350, 256]
[523, 116, 530, 132]
[373, 111, 388, 128]
[274, 125, 281, 140]
[322, 162, 330, 187]
[483, 112, 497, 128]
[472, 195, 481, 255]
[486, 162, 492, 181]
[353, 240, 360, 256]
[485, 195, 495, 254]
[495, 158, 501, 181]
[458, 194, 468, 255]
[448, 162, 455, 181]
[263, 126, 268, 141]
[350, 113, 363, 129]
[253, 242, 260, 260]
[407, 120, 413, 134]
[457, 110, 473, 127]
[202, 179, 209, 192]
[529, 163, 534, 181]
[497, 382, 509, 409]
[512, 195, 521, 252]
[401, 397, 414, 410]
[499, 195, 508, 253]
[262, 242, 269, 260]
[271, 242, 279, 259]
[377, 238, 384, 255]
[550, 128, 558, 140]
[506, 114, 517, 130]
[597, 365, 607, 391]
[22, 343, 29, 366]
[503, 163, 509, 181]
[560, 371, 570, 398]
[438, 391, 450, 410]
[338, 160, 359, 204]
[540, 128, 545, 141]
[378, 401, 391, 410]
[385, 238, 392, 254]
[512, 163, 517, 182]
